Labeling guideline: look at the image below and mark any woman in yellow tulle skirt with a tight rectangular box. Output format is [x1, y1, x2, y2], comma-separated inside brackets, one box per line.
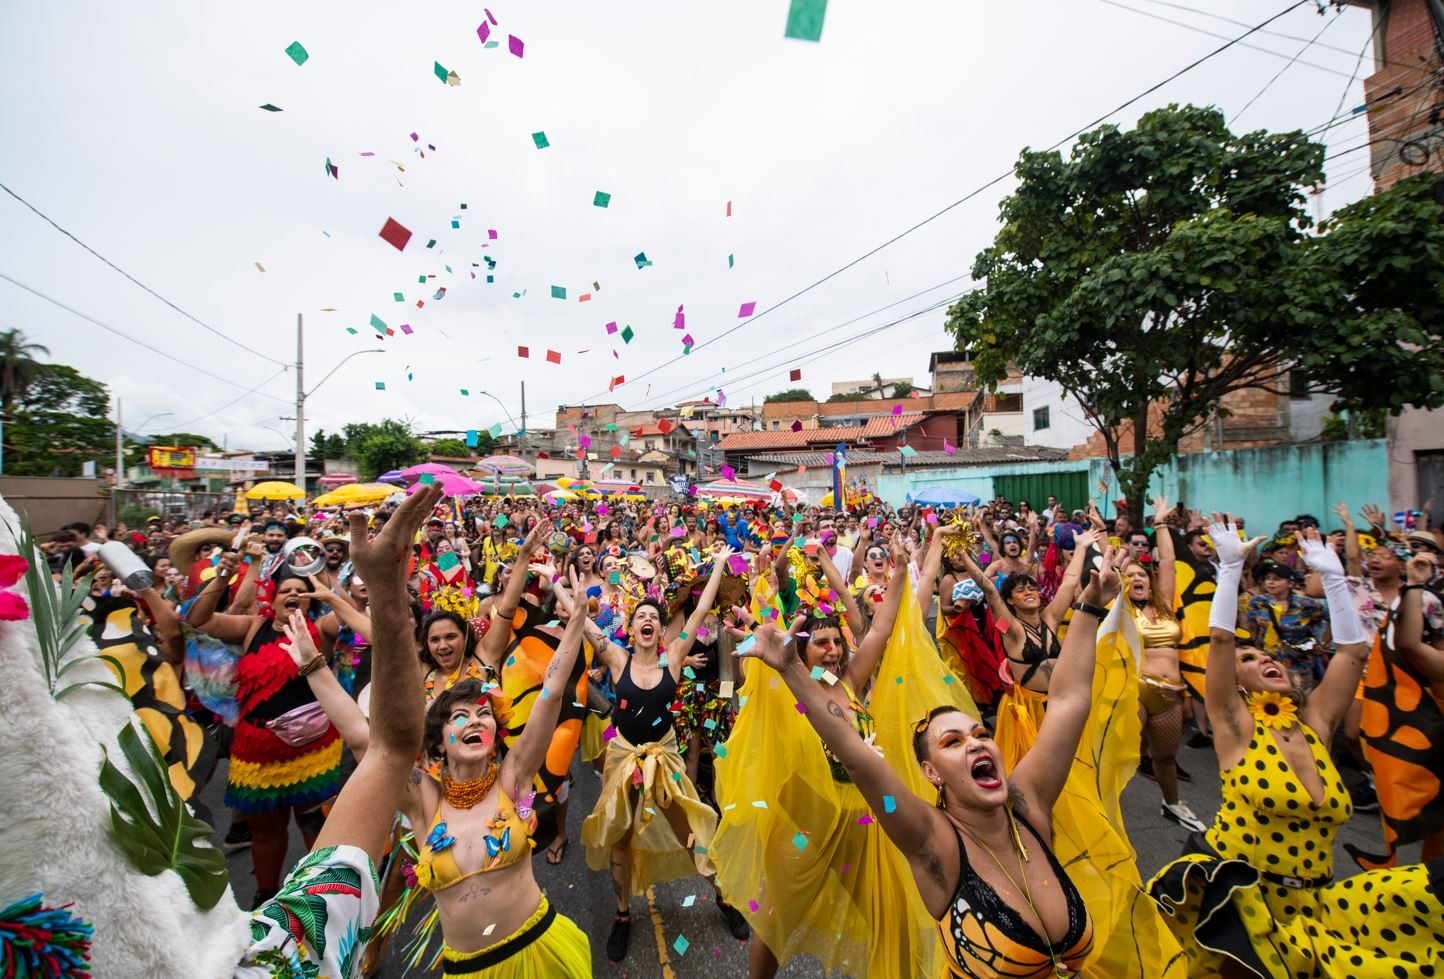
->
[715, 535, 977, 979]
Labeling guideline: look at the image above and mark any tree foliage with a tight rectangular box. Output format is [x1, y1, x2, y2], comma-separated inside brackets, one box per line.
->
[0, 328, 50, 412]
[342, 419, 424, 479]
[946, 104, 1444, 511]
[427, 437, 474, 459]
[310, 429, 347, 460]
[764, 388, 815, 404]
[7, 363, 114, 477]
[890, 381, 915, 398]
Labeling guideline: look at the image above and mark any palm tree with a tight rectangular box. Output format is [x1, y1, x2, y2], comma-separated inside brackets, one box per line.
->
[0, 328, 49, 412]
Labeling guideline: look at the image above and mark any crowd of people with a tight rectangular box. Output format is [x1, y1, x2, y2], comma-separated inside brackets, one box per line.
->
[34, 484, 1444, 976]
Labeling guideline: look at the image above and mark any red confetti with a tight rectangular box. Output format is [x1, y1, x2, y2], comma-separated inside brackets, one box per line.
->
[378, 217, 412, 251]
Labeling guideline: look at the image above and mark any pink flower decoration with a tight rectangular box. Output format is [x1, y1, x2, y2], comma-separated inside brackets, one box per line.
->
[0, 554, 29, 621]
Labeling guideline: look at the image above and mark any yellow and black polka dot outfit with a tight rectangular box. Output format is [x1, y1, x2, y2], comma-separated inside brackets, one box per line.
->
[1147, 720, 1444, 977]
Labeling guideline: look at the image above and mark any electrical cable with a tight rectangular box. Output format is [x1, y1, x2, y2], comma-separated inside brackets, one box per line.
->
[0, 269, 292, 401]
[585, 0, 1318, 406]
[1230, 11, 1343, 125]
[0, 180, 290, 368]
[160, 367, 293, 430]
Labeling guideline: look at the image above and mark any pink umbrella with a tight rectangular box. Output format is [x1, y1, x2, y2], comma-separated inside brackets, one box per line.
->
[399, 462, 460, 483]
[406, 471, 483, 497]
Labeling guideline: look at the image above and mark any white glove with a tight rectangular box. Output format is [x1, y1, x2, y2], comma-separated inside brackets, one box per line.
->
[1210, 561, 1243, 634]
[1299, 536, 1344, 578]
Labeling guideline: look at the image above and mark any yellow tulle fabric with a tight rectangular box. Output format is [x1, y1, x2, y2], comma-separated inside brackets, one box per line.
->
[581, 727, 718, 894]
[1000, 603, 1186, 978]
[439, 896, 590, 978]
[580, 709, 607, 763]
[713, 576, 976, 978]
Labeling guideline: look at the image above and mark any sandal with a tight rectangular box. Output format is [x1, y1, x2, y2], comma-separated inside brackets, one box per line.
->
[546, 835, 568, 865]
[607, 911, 632, 962]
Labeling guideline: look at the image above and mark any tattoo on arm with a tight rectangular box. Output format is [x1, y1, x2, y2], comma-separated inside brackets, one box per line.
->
[826, 700, 846, 721]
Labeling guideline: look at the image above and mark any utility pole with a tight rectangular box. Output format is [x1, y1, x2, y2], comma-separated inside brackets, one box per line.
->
[294, 314, 305, 492]
[520, 380, 527, 435]
[113, 397, 123, 526]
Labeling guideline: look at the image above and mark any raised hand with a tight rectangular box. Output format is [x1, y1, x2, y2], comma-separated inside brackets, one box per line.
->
[1360, 504, 1387, 530]
[349, 483, 442, 587]
[1080, 542, 1122, 605]
[1207, 512, 1265, 567]
[1333, 501, 1354, 528]
[730, 614, 804, 672]
[279, 610, 321, 668]
[1406, 552, 1438, 587]
[1298, 528, 1344, 577]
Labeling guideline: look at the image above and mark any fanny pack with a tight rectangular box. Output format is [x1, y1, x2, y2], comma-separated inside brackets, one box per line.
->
[264, 701, 331, 747]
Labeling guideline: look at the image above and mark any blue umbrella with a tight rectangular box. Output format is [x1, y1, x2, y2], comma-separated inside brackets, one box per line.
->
[377, 469, 407, 484]
[906, 486, 980, 507]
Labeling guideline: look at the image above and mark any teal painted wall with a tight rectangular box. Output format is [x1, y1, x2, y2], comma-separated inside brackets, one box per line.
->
[877, 440, 1389, 533]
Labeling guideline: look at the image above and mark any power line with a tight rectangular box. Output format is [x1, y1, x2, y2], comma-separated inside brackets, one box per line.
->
[0, 180, 289, 368]
[591, 0, 1316, 405]
[162, 367, 293, 429]
[0, 270, 292, 401]
[1329, 28, 1375, 128]
[1131, 0, 1364, 56]
[1230, 10, 1343, 125]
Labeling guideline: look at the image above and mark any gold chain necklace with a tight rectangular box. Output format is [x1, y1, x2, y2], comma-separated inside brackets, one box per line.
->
[958, 808, 1069, 978]
[443, 760, 498, 809]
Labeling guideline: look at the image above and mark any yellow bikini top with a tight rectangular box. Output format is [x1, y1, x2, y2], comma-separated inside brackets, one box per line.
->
[1133, 607, 1182, 648]
[415, 785, 537, 892]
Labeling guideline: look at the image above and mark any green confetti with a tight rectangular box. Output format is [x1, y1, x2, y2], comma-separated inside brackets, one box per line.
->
[375, 381, 386, 390]
[714, 743, 728, 758]
[634, 251, 651, 269]
[489, 423, 504, 438]
[420, 473, 435, 485]
[883, 795, 896, 813]
[345, 327, 358, 335]
[532, 131, 550, 149]
[394, 292, 404, 302]
[594, 190, 611, 208]
[728, 253, 734, 269]
[494, 514, 510, 528]
[793, 832, 809, 851]
[369, 314, 387, 333]
[285, 41, 309, 65]
[460, 389, 469, 396]
[900, 444, 918, 458]
[784, 0, 828, 41]
[673, 935, 689, 956]
[621, 325, 635, 344]
[434, 61, 450, 83]
[551, 285, 567, 299]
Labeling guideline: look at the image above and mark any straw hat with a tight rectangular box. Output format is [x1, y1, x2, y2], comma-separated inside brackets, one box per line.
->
[169, 528, 235, 571]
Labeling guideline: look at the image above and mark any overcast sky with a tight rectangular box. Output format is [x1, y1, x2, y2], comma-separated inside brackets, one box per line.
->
[0, 1, 1378, 457]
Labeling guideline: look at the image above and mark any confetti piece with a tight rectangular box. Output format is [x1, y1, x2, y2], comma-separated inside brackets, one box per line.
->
[489, 423, 504, 438]
[517, 345, 529, 358]
[728, 253, 735, 269]
[943, 440, 957, 456]
[738, 301, 757, 317]
[447, 70, 461, 86]
[393, 292, 404, 302]
[370, 314, 387, 333]
[551, 285, 567, 300]
[259, 103, 283, 112]
[379, 217, 412, 251]
[375, 381, 386, 390]
[682, 332, 695, 347]
[857, 813, 875, 825]
[460, 388, 469, 396]
[883, 795, 896, 813]
[634, 251, 652, 269]
[482, 922, 497, 937]
[822, 670, 838, 685]
[682, 894, 696, 908]
[791, 420, 803, 433]
[532, 131, 549, 149]
[324, 157, 338, 179]
[621, 325, 635, 344]
[726, 200, 733, 216]
[579, 293, 592, 302]
[719, 681, 735, 698]
[892, 403, 904, 416]
[790, 368, 802, 382]
[254, 262, 266, 273]
[795, 703, 808, 714]
[546, 349, 562, 364]
[605, 321, 618, 335]
[420, 473, 435, 485]
[509, 34, 525, 57]
[594, 190, 611, 208]
[900, 445, 918, 458]
[748, 900, 760, 912]
[785, 0, 828, 41]
[793, 832, 809, 851]
[433, 61, 450, 83]
[809, 666, 826, 680]
[751, 800, 768, 809]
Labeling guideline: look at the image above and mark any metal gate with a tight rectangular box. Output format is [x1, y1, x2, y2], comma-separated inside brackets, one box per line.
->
[992, 471, 1090, 514]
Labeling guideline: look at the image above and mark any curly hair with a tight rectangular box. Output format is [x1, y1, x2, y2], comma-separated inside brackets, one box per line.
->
[424, 677, 513, 760]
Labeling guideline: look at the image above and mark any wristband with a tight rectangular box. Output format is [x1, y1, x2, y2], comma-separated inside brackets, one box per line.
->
[297, 655, 327, 677]
[1071, 601, 1108, 618]
[1400, 584, 1425, 594]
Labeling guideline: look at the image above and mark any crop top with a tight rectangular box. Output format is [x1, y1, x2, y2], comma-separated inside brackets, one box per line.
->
[416, 785, 536, 892]
[1134, 608, 1183, 648]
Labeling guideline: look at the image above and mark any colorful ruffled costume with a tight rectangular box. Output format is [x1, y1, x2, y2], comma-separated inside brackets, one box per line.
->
[712, 578, 976, 978]
[1148, 719, 1444, 977]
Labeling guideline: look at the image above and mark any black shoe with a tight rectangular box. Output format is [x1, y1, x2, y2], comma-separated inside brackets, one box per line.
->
[1186, 730, 1213, 749]
[1176, 764, 1193, 783]
[250, 887, 278, 911]
[1350, 784, 1380, 814]
[606, 912, 631, 962]
[1138, 757, 1156, 781]
[717, 898, 749, 940]
[223, 820, 252, 852]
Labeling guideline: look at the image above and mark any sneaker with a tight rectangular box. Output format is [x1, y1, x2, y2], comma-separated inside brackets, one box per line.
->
[606, 912, 632, 962]
[717, 898, 750, 940]
[1186, 730, 1213, 749]
[222, 820, 252, 852]
[1350, 784, 1380, 814]
[1161, 801, 1208, 833]
[1138, 757, 1155, 781]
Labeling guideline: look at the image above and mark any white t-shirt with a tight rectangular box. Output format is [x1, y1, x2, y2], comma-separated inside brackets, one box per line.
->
[831, 546, 854, 582]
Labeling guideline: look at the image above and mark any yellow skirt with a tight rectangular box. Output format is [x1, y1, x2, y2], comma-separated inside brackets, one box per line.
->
[581, 727, 718, 894]
[995, 681, 1048, 771]
[440, 896, 589, 979]
[580, 710, 608, 763]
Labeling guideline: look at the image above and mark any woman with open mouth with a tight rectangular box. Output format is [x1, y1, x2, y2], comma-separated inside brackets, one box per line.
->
[284, 571, 593, 977]
[187, 561, 343, 909]
[715, 533, 957, 979]
[565, 545, 752, 963]
[1148, 517, 1444, 977]
[736, 544, 1132, 979]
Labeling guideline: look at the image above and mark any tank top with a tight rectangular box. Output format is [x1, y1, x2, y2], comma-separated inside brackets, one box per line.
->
[238, 619, 319, 721]
[613, 656, 678, 744]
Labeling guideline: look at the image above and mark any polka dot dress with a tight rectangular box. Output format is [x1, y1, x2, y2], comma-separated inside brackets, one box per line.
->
[1147, 721, 1444, 978]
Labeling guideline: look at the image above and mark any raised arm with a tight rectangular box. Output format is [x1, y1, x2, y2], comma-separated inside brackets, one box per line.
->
[915, 522, 949, 620]
[842, 536, 909, 691]
[280, 611, 373, 759]
[1395, 554, 1444, 690]
[1299, 528, 1371, 743]
[1042, 528, 1098, 628]
[1011, 548, 1122, 816]
[504, 579, 588, 790]
[816, 543, 866, 638]
[1203, 513, 1264, 765]
[958, 547, 1023, 659]
[479, 519, 551, 670]
[230, 539, 265, 615]
[183, 550, 253, 645]
[1333, 502, 1364, 578]
[666, 546, 734, 679]
[136, 585, 184, 665]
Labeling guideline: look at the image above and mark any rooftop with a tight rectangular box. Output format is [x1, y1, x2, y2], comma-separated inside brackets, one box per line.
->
[744, 446, 1070, 467]
[717, 413, 930, 451]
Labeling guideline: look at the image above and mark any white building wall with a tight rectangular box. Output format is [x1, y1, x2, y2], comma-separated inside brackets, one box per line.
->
[1020, 377, 1095, 451]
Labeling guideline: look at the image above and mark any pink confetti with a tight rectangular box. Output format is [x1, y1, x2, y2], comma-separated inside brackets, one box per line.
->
[359, 151, 376, 157]
[476, 21, 491, 43]
[857, 814, 875, 825]
[400, 324, 414, 335]
[488, 229, 498, 239]
[748, 900, 759, 913]
[721, 464, 736, 481]
[944, 440, 957, 456]
[794, 703, 808, 714]
[409, 132, 419, 142]
[605, 321, 618, 334]
[682, 333, 695, 346]
[508, 34, 524, 57]
[738, 301, 757, 318]
[674, 305, 686, 329]
[485, 7, 497, 24]
[891, 403, 903, 415]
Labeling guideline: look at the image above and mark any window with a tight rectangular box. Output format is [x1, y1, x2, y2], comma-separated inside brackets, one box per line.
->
[645, 471, 656, 483]
[630, 468, 637, 479]
[772, 421, 780, 430]
[1288, 370, 1310, 400]
[1033, 406, 1050, 431]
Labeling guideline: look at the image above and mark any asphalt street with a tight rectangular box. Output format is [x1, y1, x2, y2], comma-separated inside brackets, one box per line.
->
[202, 734, 1417, 979]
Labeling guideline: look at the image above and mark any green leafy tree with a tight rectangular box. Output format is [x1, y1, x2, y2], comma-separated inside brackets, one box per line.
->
[346, 418, 423, 479]
[890, 381, 915, 398]
[946, 105, 1444, 513]
[7, 363, 113, 477]
[764, 388, 815, 404]
[427, 437, 474, 458]
[0, 328, 50, 412]
[826, 392, 857, 403]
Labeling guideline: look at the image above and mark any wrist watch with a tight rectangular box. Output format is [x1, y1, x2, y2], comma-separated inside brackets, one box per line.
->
[1071, 601, 1108, 618]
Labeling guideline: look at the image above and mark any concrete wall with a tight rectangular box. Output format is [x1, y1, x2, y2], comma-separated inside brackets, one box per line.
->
[1388, 407, 1444, 511]
[876, 439, 1391, 533]
[0, 477, 106, 537]
[1020, 377, 1096, 451]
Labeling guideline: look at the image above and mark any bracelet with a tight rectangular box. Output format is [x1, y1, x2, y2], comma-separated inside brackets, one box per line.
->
[1399, 584, 1425, 595]
[297, 654, 327, 677]
[1071, 601, 1108, 618]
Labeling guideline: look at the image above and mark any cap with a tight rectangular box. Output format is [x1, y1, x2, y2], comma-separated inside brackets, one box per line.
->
[1406, 529, 1440, 552]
